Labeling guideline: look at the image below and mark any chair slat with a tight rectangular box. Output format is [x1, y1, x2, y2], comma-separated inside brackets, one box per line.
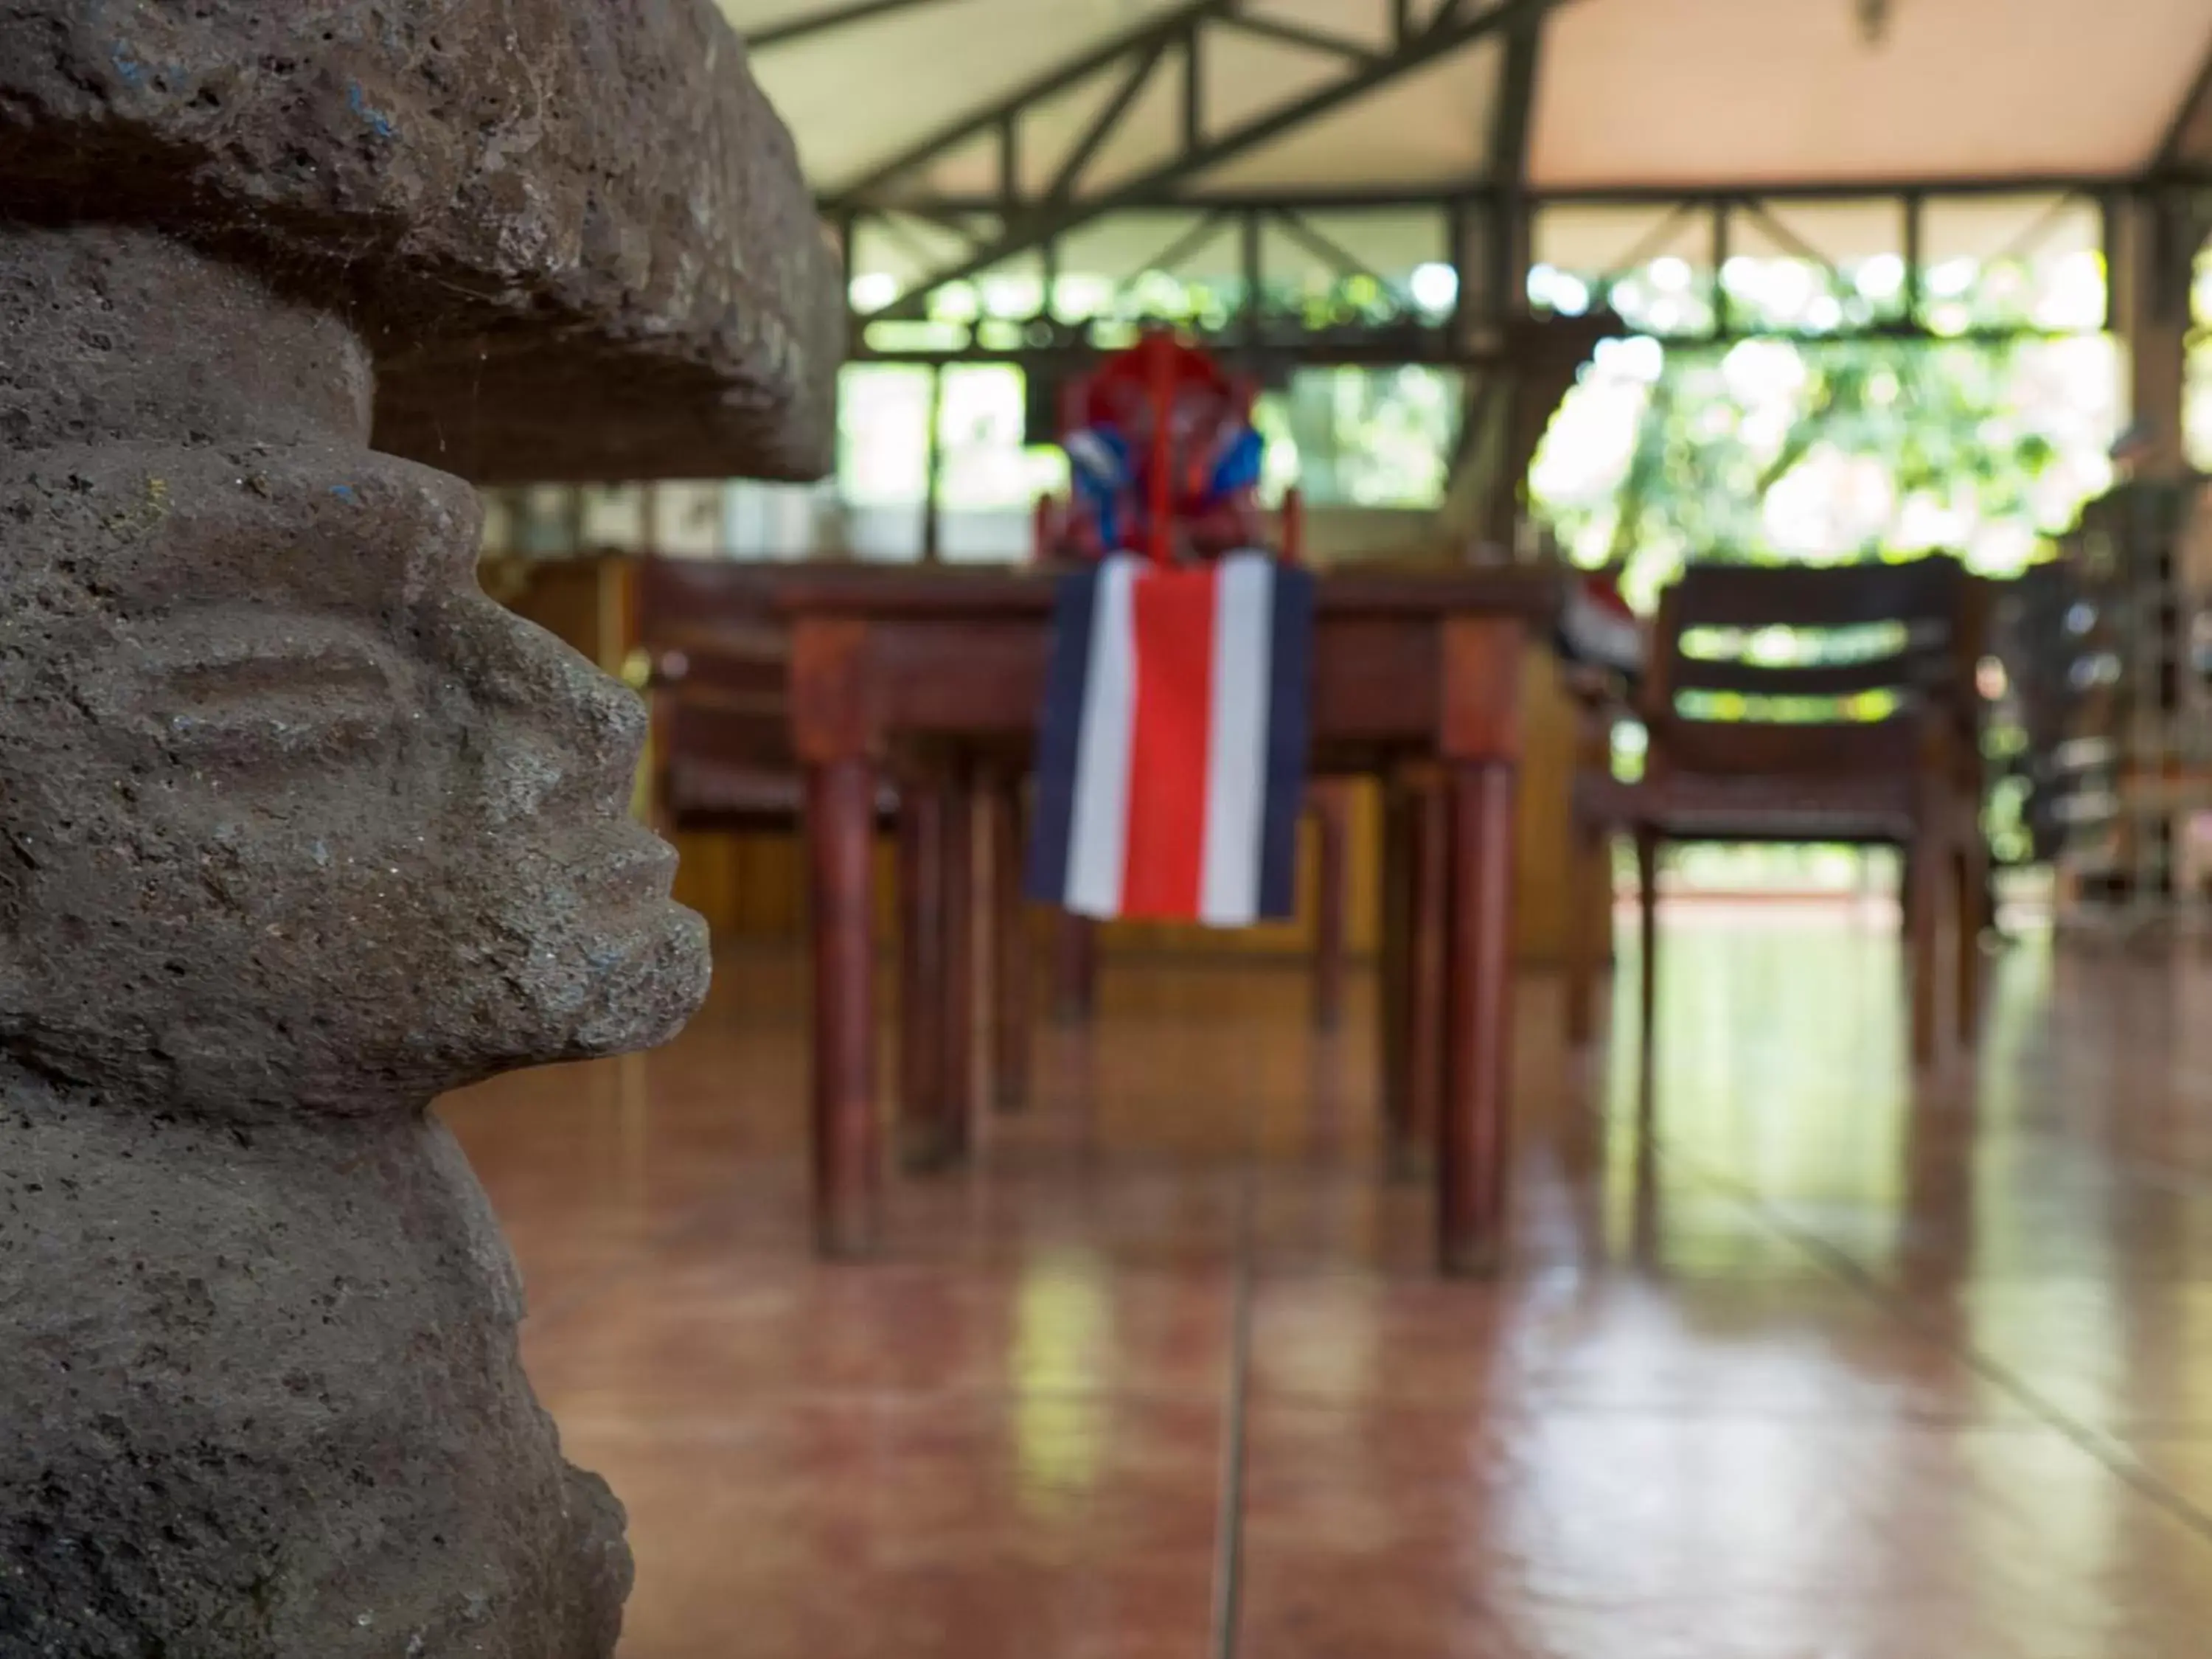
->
[1670, 557, 1966, 631]
[1667, 650, 1946, 700]
[1658, 716, 1924, 776]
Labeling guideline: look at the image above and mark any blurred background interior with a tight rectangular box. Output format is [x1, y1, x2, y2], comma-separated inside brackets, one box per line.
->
[449, 1, 2212, 1653]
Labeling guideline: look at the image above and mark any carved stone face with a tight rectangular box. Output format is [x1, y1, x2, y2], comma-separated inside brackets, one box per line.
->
[0, 449, 709, 1113]
[0, 235, 710, 1113]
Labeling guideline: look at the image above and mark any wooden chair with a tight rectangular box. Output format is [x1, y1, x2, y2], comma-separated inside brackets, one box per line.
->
[1991, 557, 2104, 873]
[1565, 557, 1990, 1065]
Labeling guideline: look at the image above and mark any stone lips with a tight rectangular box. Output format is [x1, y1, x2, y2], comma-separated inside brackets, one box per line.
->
[0, 0, 841, 484]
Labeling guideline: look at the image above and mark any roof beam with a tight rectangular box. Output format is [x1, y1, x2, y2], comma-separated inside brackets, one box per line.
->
[1183, 26, 1205, 149]
[872, 170, 2140, 219]
[1475, 0, 1543, 320]
[1044, 37, 1169, 202]
[1130, 209, 1237, 280]
[1271, 207, 1391, 285]
[1736, 198, 1832, 265]
[1532, 171, 2127, 205]
[748, 0, 959, 51]
[860, 0, 1568, 321]
[1486, 5, 1543, 184]
[846, 310, 2077, 371]
[874, 184, 1480, 213]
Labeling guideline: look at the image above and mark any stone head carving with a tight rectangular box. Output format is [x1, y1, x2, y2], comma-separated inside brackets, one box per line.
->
[0, 229, 710, 1113]
[0, 228, 709, 1656]
[0, 4, 834, 1650]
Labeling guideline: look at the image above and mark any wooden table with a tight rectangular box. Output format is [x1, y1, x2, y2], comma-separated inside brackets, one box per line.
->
[779, 564, 1559, 1275]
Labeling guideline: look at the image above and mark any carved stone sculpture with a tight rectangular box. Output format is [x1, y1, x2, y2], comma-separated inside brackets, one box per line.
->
[0, 5, 836, 1654]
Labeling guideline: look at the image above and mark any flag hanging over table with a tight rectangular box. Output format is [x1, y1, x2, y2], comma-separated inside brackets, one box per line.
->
[1028, 552, 1315, 926]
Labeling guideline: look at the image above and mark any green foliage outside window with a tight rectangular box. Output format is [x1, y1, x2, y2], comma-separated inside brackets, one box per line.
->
[1531, 333, 2118, 609]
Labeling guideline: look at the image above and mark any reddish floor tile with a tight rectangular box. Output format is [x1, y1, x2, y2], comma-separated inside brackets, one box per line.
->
[1233, 1402, 2212, 1659]
[563, 1397, 1222, 1659]
[1245, 1271, 2029, 1423]
[524, 1255, 1233, 1414]
[427, 918, 2212, 1653]
[1896, 1277, 2212, 1436]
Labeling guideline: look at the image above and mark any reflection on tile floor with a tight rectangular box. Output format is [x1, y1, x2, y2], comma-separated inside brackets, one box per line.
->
[439, 914, 2212, 1657]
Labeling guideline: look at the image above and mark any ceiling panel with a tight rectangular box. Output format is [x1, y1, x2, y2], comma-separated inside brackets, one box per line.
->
[731, 0, 2211, 207]
[1532, 0, 2212, 188]
[1197, 36, 1501, 189]
[1198, 24, 1346, 134]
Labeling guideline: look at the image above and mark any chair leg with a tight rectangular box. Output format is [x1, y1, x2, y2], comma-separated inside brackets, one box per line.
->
[1896, 847, 1914, 951]
[896, 779, 947, 1169]
[986, 773, 1032, 1113]
[1906, 830, 1942, 1067]
[939, 775, 978, 1160]
[1379, 777, 1414, 1161]
[1310, 782, 1349, 1032]
[1565, 813, 1605, 1048]
[1955, 834, 1983, 1044]
[1635, 827, 1659, 1058]
[1398, 773, 1449, 1179]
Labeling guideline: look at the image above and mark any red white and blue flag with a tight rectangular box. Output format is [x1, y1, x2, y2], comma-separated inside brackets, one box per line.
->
[1028, 552, 1315, 925]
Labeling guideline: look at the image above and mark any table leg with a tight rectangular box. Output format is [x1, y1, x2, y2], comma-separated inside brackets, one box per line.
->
[1635, 827, 1660, 1062]
[1311, 781, 1348, 1032]
[1955, 832, 1982, 1043]
[1565, 811, 1607, 1048]
[986, 774, 1032, 1113]
[1439, 759, 1517, 1276]
[1406, 773, 1447, 1178]
[1379, 776, 1413, 1169]
[1906, 824, 1941, 1067]
[808, 757, 881, 1259]
[907, 774, 978, 1177]
[921, 769, 977, 1169]
[897, 779, 947, 1169]
[1053, 912, 1098, 1023]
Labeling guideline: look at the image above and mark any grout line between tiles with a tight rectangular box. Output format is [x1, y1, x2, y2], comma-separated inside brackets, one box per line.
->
[1661, 1130, 2212, 1551]
[1207, 1138, 1260, 1658]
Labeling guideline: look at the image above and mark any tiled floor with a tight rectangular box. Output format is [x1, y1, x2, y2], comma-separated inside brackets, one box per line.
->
[439, 911, 2212, 1657]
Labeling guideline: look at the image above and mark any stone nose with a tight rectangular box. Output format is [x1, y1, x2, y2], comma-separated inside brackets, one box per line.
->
[441, 591, 649, 827]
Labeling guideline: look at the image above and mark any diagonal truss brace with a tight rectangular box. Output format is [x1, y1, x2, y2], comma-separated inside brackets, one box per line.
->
[835, 0, 1566, 322]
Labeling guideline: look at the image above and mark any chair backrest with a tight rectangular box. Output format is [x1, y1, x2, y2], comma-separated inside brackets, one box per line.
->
[1642, 556, 1983, 777]
[633, 556, 798, 828]
[1992, 557, 2104, 862]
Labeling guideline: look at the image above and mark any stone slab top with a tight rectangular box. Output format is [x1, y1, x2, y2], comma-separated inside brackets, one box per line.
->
[0, 0, 841, 484]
